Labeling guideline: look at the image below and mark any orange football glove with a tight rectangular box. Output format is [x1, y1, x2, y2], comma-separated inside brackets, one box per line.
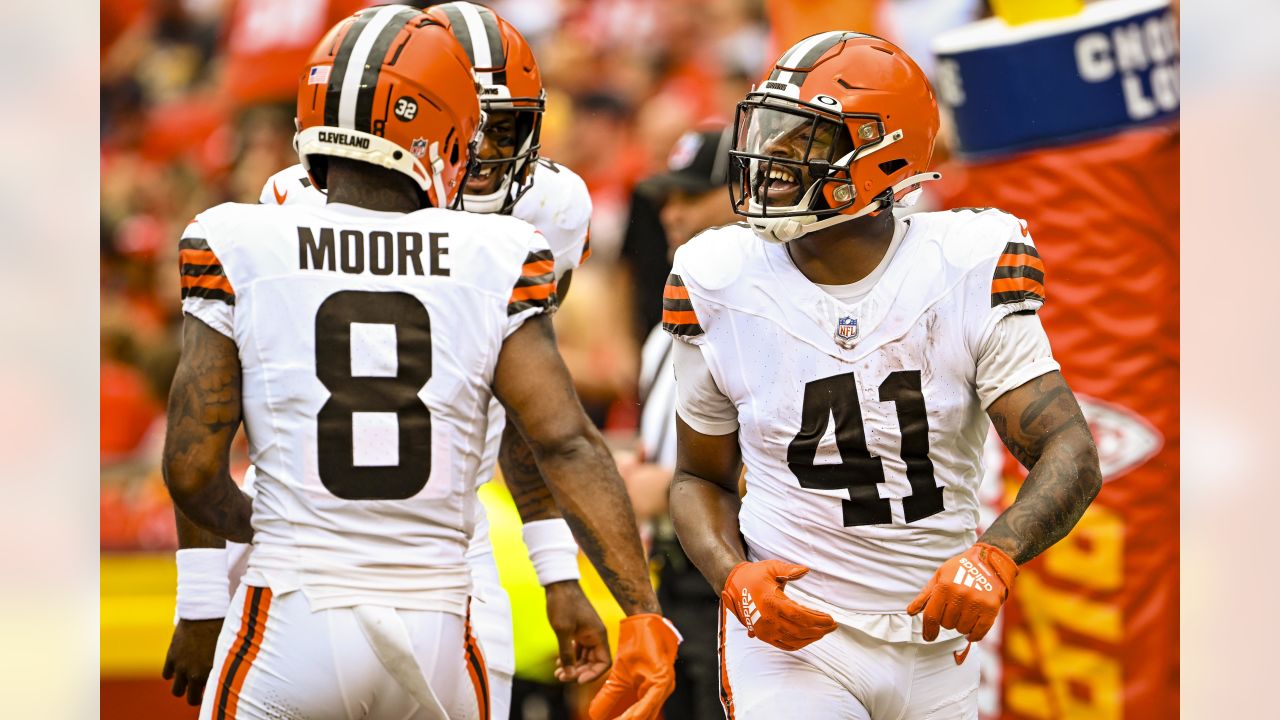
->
[906, 543, 1019, 643]
[588, 614, 680, 720]
[721, 560, 838, 652]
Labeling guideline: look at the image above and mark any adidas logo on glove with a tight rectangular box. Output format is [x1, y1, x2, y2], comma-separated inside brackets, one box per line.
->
[953, 558, 995, 592]
[740, 588, 762, 633]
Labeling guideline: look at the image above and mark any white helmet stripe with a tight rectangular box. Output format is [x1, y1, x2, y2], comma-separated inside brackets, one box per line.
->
[455, 2, 495, 86]
[774, 31, 846, 85]
[337, 5, 412, 130]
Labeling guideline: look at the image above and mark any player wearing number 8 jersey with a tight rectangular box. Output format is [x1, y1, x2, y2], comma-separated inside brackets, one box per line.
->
[166, 7, 606, 719]
[161, 6, 676, 720]
[668, 33, 1102, 719]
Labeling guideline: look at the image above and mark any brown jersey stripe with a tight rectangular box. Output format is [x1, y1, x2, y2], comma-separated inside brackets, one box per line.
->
[182, 273, 234, 293]
[509, 282, 555, 303]
[991, 290, 1044, 307]
[179, 236, 211, 252]
[1001, 241, 1040, 259]
[182, 286, 235, 305]
[508, 297, 557, 316]
[663, 297, 694, 314]
[666, 272, 686, 287]
[181, 263, 226, 278]
[993, 263, 1044, 285]
[663, 322, 704, 337]
[579, 233, 591, 264]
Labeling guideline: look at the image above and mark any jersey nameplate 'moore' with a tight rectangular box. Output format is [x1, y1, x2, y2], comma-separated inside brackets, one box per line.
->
[297, 226, 451, 277]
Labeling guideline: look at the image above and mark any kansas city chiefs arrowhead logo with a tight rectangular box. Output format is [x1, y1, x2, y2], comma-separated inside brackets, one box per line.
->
[1076, 395, 1164, 482]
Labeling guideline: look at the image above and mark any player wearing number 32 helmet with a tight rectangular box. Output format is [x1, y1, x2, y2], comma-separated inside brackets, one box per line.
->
[160, 6, 676, 719]
[667, 32, 1103, 719]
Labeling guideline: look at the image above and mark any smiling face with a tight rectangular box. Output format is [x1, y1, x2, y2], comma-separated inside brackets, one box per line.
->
[739, 106, 851, 211]
[465, 110, 519, 196]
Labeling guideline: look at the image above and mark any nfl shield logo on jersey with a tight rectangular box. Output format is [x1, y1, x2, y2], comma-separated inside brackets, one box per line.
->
[409, 138, 427, 158]
[835, 315, 859, 348]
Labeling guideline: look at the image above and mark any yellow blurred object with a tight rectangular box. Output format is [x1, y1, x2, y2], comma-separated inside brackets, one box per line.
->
[101, 553, 177, 676]
[989, 0, 1084, 25]
[479, 481, 632, 682]
[99, 483, 645, 682]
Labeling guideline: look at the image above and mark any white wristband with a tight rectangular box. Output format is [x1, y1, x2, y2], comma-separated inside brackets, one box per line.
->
[522, 519, 581, 586]
[175, 548, 232, 622]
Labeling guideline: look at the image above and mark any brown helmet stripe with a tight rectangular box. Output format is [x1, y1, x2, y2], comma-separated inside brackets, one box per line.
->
[354, 6, 420, 133]
[769, 31, 865, 87]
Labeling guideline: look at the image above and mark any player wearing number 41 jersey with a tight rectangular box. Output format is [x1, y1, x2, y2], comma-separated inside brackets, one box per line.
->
[668, 33, 1102, 720]
[162, 7, 676, 720]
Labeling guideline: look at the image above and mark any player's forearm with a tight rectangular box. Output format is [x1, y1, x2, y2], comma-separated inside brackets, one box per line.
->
[981, 423, 1101, 564]
[164, 467, 254, 544]
[670, 472, 746, 593]
[499, 419, 562, 523]
[174, 506, 226, 549]
[532, 432, 661, 616]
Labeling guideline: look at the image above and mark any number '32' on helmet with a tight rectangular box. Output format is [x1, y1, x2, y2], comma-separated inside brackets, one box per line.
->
[294, 4, 482, 210]
[730, 32, 942, 243]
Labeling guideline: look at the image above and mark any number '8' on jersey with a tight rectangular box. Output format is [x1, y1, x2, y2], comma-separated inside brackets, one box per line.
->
[178, 201, 553, 609]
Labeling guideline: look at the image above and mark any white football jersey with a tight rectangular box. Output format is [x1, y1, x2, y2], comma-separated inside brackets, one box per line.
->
[261, 157, 593, 513]
[261, 158, 592, 279]
[666, 209, 1047, 640]
[179, 201, 557, 614]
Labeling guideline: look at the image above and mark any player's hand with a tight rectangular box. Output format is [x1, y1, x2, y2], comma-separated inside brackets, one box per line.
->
[587, 614, 680, 720]
[546, 581, 612, 684]
[721, 559, 837, 652]
[162, 618, 223, 705]
[907, 543, 1018, 642]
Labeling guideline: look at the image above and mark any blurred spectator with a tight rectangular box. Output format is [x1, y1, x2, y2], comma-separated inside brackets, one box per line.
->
[619, 126, 740, 720]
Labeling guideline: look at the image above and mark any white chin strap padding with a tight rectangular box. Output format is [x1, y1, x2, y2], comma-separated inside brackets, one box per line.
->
[749, 171, 943, 244]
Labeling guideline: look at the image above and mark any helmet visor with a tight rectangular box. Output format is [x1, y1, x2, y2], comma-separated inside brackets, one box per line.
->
[729, 104, 854, 218]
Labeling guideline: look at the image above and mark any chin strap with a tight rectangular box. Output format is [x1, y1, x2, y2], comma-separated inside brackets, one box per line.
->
[752, 171, 943, 243]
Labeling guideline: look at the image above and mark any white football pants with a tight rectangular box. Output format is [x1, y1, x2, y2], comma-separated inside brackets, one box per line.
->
[719, 605, 979, 720]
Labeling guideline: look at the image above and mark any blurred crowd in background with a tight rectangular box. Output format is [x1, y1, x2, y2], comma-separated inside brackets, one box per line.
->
[102, 0, 986, 549]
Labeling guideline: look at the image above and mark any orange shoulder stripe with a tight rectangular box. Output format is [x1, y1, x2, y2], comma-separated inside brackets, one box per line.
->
[997, 253, 1045, 273]
[179, 249, 220, 267]
[664, 284, 690, 301]
[509, 282, 555, 303]
[521, 259, 555, 277]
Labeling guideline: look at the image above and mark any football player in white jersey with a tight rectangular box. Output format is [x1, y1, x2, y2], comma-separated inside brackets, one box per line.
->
[161, 7, 677, 719]
[666, 32, 1102, 719]
[162, 5, 607, 718]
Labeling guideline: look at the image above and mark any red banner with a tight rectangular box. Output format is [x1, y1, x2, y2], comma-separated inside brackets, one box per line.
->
[940, 126, 1179, 719]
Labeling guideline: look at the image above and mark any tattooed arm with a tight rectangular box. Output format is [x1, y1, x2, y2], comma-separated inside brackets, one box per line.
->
[982, 371, 1102, 564]
[493, 314, 660, 615]
[162, 315, 253, 544]
[499, 421, 561, 522]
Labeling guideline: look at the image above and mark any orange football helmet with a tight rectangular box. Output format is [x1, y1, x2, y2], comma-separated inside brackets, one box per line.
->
[729, 32, 942, 243]
[295, 4, 482, 209]
[425, 2, 545, 213]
